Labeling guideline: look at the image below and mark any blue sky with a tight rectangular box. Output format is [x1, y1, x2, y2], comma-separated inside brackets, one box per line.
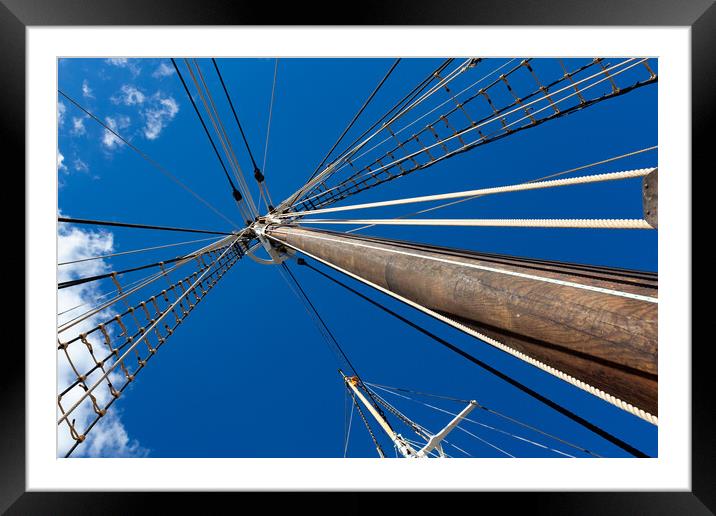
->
[57, 57, 657, 458]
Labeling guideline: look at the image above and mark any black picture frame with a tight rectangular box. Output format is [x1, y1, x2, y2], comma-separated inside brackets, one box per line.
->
[2, 0, 708, 512]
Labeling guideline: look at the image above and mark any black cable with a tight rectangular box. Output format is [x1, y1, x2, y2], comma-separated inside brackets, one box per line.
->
[58, 250, 213, 290]
[286, 59, 453, 211]
[58, 217, 233, 235]
[317, 58, 455, 178]
[58, 243, 242, 290]
[170, 58, 241, 200]
[283, 59, 452, 211]
[281, 263, 393, 429]
[57, 90, 241, 229]
[307, 58, 402, 182]
[281, 263, 360, 375]
[211, 58, 263, 181]
[298, 259, 650, 458]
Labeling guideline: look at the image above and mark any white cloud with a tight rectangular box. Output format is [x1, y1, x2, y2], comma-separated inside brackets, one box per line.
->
[58, 101, 66, 126]
[152, 62, 175, 79]
[105, 57, 141, 76]
[71, 116, 87, 136]
[57, 221, 147, 457]
[83, 412, 147, 458]
[57, 223, 114, 284]
[143, 94, 179, 140]
[101, 115, 131, 149]
[105, 57, 128, 66]
[112, 84, 146, 106]
[57, 149, 66, 171]
[73, 158, 89, 172]
[81, 79, 94, 99]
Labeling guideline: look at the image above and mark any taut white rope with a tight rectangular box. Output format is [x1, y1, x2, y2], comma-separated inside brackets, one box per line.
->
[279, 168, 654, 217]
[297, 218, 654, 229]
[346, 146, 658, 234]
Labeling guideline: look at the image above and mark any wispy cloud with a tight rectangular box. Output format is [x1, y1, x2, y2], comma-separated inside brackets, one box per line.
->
[101, 115, 131, 149]
[105, 58, 141, 77]
[73, 158, 89, 173]
[142, 94, 179, 140]
[152, 62, 175, 79]
[111, 84, 146, 106]
[57, 220, 148, 458]
[105, 87, 179, 143]
[81, 79, 94, 99]
[58, 101, 66, 126]
[71, 116, 87, 136]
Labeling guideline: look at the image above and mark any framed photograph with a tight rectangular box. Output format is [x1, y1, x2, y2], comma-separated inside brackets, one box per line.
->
[4, 0, 709, 512]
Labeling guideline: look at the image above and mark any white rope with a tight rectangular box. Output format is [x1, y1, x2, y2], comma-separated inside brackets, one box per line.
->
[193, 59, 259, 216]
[280, 168, 654, 217]
[265, 233, 658, 425]
[454, 425, 515, 458]
[187, 59, 259, 217]
[298, 218, 654, 230]
[442, 440, 472, 457]
[346, 146, 658, 234]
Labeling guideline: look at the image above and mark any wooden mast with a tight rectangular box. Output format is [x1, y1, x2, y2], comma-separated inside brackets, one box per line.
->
[267, 225, 658, 417]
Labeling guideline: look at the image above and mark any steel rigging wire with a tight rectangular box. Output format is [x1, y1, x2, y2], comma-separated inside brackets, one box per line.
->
[259, 58, 280, 212]
[58, 216, 233, 235]
[57, 246, 233, 289]
[58, 236, 224, 266]
[188, 58, 259, 220]
[212, 58, 263, 182]
[281, 59, 456, 211]
[57, 89, 239, 229]
[279, 263, 394, 427]
[306, 58, 402, 183]
[170, 58, 247, 213]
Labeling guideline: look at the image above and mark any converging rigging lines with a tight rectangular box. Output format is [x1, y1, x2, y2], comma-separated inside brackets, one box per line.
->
[172, 58, 258, 224]
[282, 57, 656, 214]
[57, 56, 658, 459]
[58, 89, 240, 230]
[258, 58, 279, 213]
